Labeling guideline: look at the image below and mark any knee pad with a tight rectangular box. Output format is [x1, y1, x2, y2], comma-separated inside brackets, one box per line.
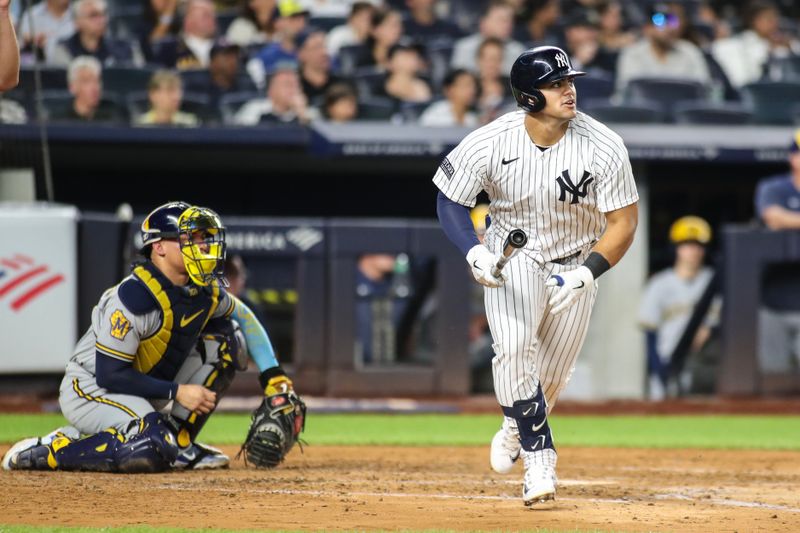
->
[202, 317, 248, 371]
[501, 385, 555, 453]
[115, 413, 180, 473]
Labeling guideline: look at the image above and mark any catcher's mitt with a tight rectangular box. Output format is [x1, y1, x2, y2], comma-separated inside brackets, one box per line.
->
[239, 368, 306, 468]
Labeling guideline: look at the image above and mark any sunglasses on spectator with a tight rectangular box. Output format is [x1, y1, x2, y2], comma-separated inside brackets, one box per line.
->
[651, 12, 680, 28]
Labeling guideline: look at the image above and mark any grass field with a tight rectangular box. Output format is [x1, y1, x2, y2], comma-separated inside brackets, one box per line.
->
[2, 412, 800, 450]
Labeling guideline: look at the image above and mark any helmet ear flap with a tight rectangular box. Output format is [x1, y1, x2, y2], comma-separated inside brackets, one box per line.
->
[511, 86, 546, 113]
[528, 88, 545, 112]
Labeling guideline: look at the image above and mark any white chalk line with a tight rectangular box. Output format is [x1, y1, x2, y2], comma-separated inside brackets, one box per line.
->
[158, 482, 800, 513]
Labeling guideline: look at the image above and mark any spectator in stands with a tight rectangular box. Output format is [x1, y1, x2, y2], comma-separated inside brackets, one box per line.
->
[596, 0, 636, 52]
[17, 0, 74, 63]
[0, 0, 19, 90]
[562, 9, 616, 73]
[254, 0, 309, 73]
[320, 81, 357, 122]
[615, 2, 711, 96]
[235, 62, 311, 124]
[516, 0, 561, 46]
[50, 0, 143, 67]
[450, 1, 524, 74]
[381, 42, 431, 105]
[224, 254, 267, 326]
[297, 29, 341, 104]
[134, 69, 200, 126]
[225, 0, 275, 46]
[50, 55, 119, 122]
[418, 68, 477, 126]
[475, 37, 509, 123]
[402, 0, 461, 44]
[712, 0, 799, 88]
[325, 1, 374, 58]
[638, 216, 719, 400]
[139, 0, 181, 62]
[754, 130, 800, 374]
[305, 0, 351, 18]
[0, 97, 26, 123]
[184, 38, 252, 108]
[354, 8, 403, 70]
[154, 0, 218, 69]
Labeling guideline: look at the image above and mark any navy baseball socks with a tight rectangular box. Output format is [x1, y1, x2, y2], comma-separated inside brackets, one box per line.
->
[497, 385, 558, 506]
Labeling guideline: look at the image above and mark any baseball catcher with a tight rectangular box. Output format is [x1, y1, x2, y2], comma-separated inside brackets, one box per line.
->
[2, 201, 305, 473]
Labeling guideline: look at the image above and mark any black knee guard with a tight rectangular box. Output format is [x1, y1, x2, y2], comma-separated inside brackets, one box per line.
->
[502, 384, 555, 453]
[115, 413, 180, 473]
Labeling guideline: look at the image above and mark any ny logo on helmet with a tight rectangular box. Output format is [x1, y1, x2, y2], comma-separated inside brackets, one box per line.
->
[555, 53, 569, 68]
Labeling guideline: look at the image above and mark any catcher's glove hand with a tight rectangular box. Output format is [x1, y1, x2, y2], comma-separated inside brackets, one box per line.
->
[239, 367, 306, 468]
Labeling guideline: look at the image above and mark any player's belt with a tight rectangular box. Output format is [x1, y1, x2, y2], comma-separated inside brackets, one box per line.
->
[549, 251, 581, 265]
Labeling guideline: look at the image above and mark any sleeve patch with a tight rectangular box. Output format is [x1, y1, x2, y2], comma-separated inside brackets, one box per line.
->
[109, 309, 132, 341]
[440, 157, 455, 180]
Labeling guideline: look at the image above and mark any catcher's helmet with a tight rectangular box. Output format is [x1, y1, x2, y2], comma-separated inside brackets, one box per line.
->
[510, 46, 586, 113]
[669, 216, 711, 245]
[141, 201, 227, 286]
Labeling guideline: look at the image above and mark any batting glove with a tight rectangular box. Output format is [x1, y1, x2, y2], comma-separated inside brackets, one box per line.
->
[545, 265, 594, 315]
[466, 244, 506, 288]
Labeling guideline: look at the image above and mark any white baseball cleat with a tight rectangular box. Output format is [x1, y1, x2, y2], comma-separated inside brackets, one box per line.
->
[2, 437, 41, 470]
[522, 448, 557, 506]
[173, 442, 230, 470]
[490, 422, 521, 474]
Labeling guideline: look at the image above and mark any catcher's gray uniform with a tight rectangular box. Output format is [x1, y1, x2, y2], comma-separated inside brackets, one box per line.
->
[60, 268, 234, 439]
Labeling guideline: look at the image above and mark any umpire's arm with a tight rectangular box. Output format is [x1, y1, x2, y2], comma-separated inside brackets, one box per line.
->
[594, 203, 638, 266]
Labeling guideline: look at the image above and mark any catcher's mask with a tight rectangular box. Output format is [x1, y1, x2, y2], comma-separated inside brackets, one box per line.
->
[141, 202, 227, 286]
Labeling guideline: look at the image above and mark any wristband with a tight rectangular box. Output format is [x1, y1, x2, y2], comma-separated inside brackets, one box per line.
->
[258, 366, 286, 390]
[582, 251, 610, 279]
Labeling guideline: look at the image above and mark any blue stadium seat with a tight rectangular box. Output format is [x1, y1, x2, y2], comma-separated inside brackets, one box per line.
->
[626, 78, 709, 115]
[336, 44, 368, 76]
[109, 6, 144, 40]
[103, 66, 157, 98]
[309, 16, 346, 32]
[219, 91, 261, 124]
[741, 81, 800, 125]
[399, 100, 432, 123]
[41, 89, 125, 122]
[767, 56, 800, 83]
[575, 70, 614, 101]
[357, 97, 396, 121]
[352, 66, 386, 99]
[582, 98, 663, 123]
[674, 102, 753, 125]
[18, 66, 68, 94]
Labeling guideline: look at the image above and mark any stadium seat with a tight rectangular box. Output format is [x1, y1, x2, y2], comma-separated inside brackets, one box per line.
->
[792, 103, 800, 126]
[626, 78, 709, 115]
[18, 66, 68, 94]
[767, 56, 800, 83]
[41, 89, 124, 123]
[581, 98, 663, 123]
[357, 97, 396, 121]
[103, 66, 157, 98]
[674, 102, 753, 125]
[425, 42, 454, 92]
[399, 100, 431, 123]
[352, 66, 386, 99]
[336, 44, 368, 76]
[109, 6, 144, 40]
[741, 81, 800, 125]
[575, 70, 614, 101]
[309, 16, 346, 32]
[217, 11, 238, 34]
[219, 91, 261, 124]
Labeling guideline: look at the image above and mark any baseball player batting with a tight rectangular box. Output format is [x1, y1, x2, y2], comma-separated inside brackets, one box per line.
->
[434, 46, 639, 506]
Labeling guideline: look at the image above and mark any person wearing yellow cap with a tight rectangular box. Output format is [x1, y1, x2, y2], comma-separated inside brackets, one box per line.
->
[638, 215, 719, 400]
[753, 129, 800, 374]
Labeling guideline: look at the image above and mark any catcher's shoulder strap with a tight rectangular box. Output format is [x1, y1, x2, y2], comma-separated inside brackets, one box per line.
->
[118, 276, 158, 315]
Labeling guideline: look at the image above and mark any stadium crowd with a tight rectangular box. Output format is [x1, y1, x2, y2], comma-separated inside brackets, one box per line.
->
[3, 0, 800, 126]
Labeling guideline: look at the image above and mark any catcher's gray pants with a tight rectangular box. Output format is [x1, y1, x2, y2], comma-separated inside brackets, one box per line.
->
[59, 346, 216, 439]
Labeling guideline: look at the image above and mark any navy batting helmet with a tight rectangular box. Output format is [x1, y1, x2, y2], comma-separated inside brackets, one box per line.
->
[510, 46, 586, 113]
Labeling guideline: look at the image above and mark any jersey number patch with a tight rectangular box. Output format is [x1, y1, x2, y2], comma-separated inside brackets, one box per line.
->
[109, 309, 132, 340]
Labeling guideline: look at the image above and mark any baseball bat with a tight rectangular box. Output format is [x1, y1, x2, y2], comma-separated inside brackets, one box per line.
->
[491, 229, 528, 278]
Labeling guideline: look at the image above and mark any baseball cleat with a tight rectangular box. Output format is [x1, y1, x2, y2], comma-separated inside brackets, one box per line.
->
[2, 437, 48, 470]
[173, 442, 230, 470]
[522, 448, 557, 507]
[490, 422, 521, 474]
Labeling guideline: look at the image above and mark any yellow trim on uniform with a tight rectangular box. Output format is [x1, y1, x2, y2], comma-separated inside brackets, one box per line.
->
[72, 378, 141, 427]
[95, 342, 135, 361]
[203, 281, 221, 327]
[223, 295, 236, 318]
[133, 266, 174, 374]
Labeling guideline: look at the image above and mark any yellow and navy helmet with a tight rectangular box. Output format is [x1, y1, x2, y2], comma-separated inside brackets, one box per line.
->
[141, 201, 227, 286]
[669, 216, 711, 245]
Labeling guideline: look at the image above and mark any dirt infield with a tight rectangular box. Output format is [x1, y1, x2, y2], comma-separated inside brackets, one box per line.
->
[2, 444, 799, 532]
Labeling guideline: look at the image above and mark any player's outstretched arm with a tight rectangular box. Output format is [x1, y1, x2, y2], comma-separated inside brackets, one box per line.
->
[0, 0, 19, 90]
[230, 295, 279, 372]
[546, 202, 638, 314]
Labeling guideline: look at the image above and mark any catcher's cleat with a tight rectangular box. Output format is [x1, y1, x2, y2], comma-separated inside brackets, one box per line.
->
[490, 420, 521, 474]
[522, 448, 557, 507]
[2, 438, 53, 471]
[173, 442, 230, 470]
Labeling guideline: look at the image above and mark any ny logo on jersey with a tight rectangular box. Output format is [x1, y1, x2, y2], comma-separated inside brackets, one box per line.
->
[555, 53, 569, 68]
[555, 170, 594, 204]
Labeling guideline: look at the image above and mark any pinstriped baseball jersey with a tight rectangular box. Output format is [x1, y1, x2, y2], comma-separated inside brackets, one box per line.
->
[433, 109, 638, 409]
[433, 110, 638, 263]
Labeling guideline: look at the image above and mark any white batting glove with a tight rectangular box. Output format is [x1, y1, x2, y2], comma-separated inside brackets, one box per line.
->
[545, 265, 594, 315]
[466, 244, 506, 288]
